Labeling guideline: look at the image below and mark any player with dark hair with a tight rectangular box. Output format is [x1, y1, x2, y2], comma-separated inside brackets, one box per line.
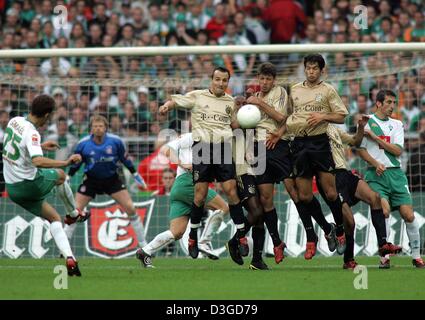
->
[159, 66, 249, 259]
[3, 94, 85, 276]
[358, 89, 424, 268]
[63, 115, 149, 250]
[242, 62, 290, 264]
[284, 54, 349, 255]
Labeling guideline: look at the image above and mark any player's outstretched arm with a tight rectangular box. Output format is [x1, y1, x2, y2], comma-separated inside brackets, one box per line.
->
[159, 100, 176, 115]
[352, 115, 369, 147]
[32, 154, 82, 168]
[41, 140, 60, 151]
[307, 112, 346, 126]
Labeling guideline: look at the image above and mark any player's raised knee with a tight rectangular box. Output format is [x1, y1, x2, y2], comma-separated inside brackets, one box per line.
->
[56, 169, 66, 184]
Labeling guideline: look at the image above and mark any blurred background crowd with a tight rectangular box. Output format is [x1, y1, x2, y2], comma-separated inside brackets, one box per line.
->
[0, 0, 424, 195]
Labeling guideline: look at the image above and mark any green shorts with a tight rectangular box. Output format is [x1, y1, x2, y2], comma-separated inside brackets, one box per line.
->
[169, 172, 218, 221]
[365, 167, 412, 211]
[6, 169, 59, 216]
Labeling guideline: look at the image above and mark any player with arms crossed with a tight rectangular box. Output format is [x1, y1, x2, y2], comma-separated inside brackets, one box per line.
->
[358, 90, 424, 268]
[64, 115, 148, 249]
[136, 131, 229, 267]
[159, 66, 249, 259]
[285, 54, 348, 254]
[3, 95, 86, 276]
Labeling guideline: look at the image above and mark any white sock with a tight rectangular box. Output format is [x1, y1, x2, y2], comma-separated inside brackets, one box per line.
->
[385, 217, 390, 238]
[406, 218, 421, 259]
[56, 181, 77, 217]
[200, 210, 225, 244]
[50, 221, 74, 258]
[129, 214, 147, 247]
[143, 230, 175, 256]
[63, 223, 77, 241]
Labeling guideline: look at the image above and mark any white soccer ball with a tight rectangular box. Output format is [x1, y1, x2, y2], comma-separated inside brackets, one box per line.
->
[237, 104, 261, 129]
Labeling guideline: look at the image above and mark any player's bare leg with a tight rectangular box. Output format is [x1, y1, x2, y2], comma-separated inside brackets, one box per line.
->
[354, 180, 402, 258]
[54, 169, 87, 225]
[258, 183, 286, 264]
[63, 192, 92, 241]
[111, 189, 147, 247]
[41, 201, 81, 276]
[199, 195, 229, 260]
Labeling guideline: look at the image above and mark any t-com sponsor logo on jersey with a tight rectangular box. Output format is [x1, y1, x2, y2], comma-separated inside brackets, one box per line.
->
[85, 199, 155, 258]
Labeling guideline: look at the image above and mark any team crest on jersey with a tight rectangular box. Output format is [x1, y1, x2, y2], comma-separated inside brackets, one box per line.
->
[193, 170, 199, 182]
[371, 123, 378, 128]
[85, 199, 155, 258]
[106, 146, 113, 154]
[31, 134, 39, 146]
[225, 106, 232, 115]
[315, 94, 323, 102]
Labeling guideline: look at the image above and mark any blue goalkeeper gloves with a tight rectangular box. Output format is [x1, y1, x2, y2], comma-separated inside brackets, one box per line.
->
[133, 173, 148, 190]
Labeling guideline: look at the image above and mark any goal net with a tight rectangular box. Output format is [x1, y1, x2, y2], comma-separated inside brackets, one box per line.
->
[0, 44, 424, 259]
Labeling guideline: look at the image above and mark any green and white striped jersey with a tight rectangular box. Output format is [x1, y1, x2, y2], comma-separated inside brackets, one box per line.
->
[359, 114, 404, 168]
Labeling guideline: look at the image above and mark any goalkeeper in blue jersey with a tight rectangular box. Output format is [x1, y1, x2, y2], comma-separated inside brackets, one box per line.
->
[63, 115, 148, 248]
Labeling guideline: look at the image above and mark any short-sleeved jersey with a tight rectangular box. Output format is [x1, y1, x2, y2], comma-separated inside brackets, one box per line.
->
[171, 89, 235, 144]
[327, 125, 355, 170]
[254, 85, 289, 140]
[3, 117, 43, 183]
[359, 114, 404, 168]
[286, 81, 348, 137]
[166, 133, 193, 178]
[71, 133, 134, 179]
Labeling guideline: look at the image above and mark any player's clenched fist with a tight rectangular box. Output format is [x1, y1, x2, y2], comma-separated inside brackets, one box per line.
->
[67, 154, 82, 165]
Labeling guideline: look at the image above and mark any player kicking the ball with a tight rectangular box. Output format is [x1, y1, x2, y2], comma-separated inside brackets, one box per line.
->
[3, 95, 86, 276]
[136, 132, 229, 268]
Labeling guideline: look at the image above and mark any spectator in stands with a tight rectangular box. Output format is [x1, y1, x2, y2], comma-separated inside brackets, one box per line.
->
[45, 117, 78, 161]
[40, 46, 72, 77]
[407, 131, 425, 192]
[205, 3, 227, 41]
[137, 137, 178, 192]
[69, 107, 89, 138]
[90, 3, 109, 31]
[152, 168, 176, 196]
[87, 23, 103, 47]
[401, 90, 420, 130]
[187, 2, 210, 33]
[263, 0, 307, 44]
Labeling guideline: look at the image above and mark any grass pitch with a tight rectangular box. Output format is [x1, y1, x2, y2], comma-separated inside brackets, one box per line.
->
[0, 256, 424, 300]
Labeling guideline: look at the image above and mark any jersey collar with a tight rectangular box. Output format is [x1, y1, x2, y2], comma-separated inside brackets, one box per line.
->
[25, 116, 38, 129]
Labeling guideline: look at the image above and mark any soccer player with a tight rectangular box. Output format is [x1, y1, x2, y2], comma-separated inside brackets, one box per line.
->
[3, 94, 85, 276]
[242, 62, 291, 264]
[358, 90, 424, 268]
[136, 132, 229, 268]
[63, 115, 149, 248]
[316, 121, 402, 268]
[159, 66, 249, 259]
[285, 54, 348, 254]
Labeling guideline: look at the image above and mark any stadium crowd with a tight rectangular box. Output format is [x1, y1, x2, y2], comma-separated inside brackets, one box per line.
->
[0, 0, 424, 193]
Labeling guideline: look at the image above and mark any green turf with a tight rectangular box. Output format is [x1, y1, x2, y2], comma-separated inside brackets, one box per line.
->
[0, 256, 424, 299]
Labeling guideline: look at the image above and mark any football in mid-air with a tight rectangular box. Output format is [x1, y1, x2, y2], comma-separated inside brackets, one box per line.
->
[237, 104, 261, 129]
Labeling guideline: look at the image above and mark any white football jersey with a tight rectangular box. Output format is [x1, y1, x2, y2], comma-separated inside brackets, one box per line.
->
[359, 114, 404, 168]
[3, 117, 43, 183]
[166, 133, 193, 178]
